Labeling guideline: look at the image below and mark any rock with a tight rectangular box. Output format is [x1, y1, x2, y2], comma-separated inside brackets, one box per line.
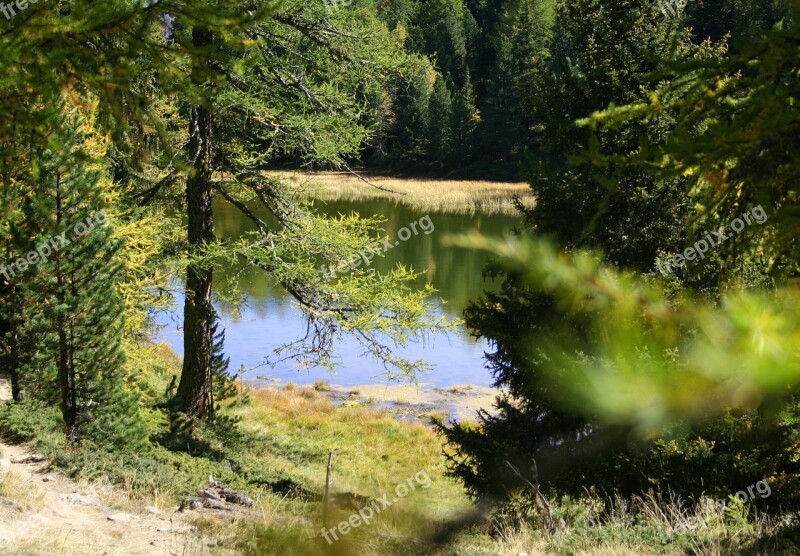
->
[64, 493, 102, 507]
[202, 498, 233, 511]
[10, 454, 46, 464]
[180, 479, 254, 513]
[0, 459, 11, 475]
[144, 505, 160, 515]
[107, 512, 134, 523]
[0, 496, 23, 511]
[180, 496, 204, 511]
[218, 487, 254, 507]
[197, 488, 223, 502]
[42, 475, 56, 482]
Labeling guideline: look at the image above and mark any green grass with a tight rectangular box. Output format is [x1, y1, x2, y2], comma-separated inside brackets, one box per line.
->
[1, 358, 796, 555]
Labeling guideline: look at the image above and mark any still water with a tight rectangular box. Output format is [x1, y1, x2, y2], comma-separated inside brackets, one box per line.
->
[155, 198, 521, 387]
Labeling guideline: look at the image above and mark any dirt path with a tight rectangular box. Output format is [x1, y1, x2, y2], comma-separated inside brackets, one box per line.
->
[0, 377, 217, 555]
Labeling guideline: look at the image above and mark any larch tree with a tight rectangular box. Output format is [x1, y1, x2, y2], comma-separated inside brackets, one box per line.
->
[122, 1, 454, 419]
[175, 24, 217, 419]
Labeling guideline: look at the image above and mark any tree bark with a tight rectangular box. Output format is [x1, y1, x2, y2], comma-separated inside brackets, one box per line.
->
[8, 329, 20, 401]
[54, 174, 77, 436]
[0, 279, 21, 401]
[176, 26, 215, 419]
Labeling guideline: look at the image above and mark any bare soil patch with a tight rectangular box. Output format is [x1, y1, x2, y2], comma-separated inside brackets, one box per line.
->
[0, 376, 227, 556]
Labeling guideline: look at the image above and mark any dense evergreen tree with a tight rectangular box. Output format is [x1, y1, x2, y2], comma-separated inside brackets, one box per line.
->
[14, 109, 144, 446]
[427, 75, 454, 165]
[523, 0, 708, 270]
[438, 0, 797, 509]
[684, 0, 786, 46]
[585, 0, 799, 276]
[448, 77, 478, 167]
[478, 0, 554, 164]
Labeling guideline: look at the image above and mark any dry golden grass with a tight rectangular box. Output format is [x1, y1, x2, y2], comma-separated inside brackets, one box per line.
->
[249, 384, 335, 418]
[0, 470, 46, 511]
[270, 170, 534, 216]
[88, 473, 179, 513]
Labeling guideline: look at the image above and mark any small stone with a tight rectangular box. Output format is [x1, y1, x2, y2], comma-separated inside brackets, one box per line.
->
[0, 496, 23, 511]
[64, 493, 102, 507]
[10, 454, 46, 464]
[42, 475, 56, 482]
[180, 496, 204, 511]
[107, 512, 134, 523]
[144, 505, 160, 514]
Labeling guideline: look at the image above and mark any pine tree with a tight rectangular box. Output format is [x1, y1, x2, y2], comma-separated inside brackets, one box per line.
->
[380, 59, 435, 165]
[16, 108, 145, 447]
[478, 0, 554, 164]
[448, 76, 478, 166]
[427, 75, 454, 166]
[0, 182, 30, 402]
[209, 317, 237, 415]
[523, 0, 710, 270]
[583, 0, 800, 275]
[438, 0, 728, 506]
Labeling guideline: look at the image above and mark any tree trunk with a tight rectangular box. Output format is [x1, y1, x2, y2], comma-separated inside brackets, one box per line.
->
[176, 26, 215, 419]
[8, 329, 20, 401]
[57, 316, 76, 437]
[0, 315, 20, 401]
[1, 220, 21, 400]
[0, 280, 21, 401]
[54, 175, 77, 436]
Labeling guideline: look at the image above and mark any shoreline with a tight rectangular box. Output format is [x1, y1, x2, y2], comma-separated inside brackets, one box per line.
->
[245, 379, 500, 423]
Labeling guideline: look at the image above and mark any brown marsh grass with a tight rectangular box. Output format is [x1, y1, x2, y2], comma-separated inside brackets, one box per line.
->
[269, 170, 534, 216]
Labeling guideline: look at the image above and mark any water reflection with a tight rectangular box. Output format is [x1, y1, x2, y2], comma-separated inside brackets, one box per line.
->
[155, 198, 520, 387]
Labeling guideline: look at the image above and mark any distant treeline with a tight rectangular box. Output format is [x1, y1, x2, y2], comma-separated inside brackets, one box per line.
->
[283, 0, 785, 179]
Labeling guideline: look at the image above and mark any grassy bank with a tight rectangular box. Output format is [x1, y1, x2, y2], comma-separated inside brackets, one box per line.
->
[1, 356, 796, 555]
[0, 363, 474, 553]
[271, 171, 535, 217]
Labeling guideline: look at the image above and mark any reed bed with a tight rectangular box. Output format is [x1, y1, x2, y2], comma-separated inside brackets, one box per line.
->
[269, 170, 535, 216]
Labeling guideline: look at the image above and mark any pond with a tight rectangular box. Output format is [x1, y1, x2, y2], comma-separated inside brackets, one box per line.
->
[155, 195, 522, 387]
